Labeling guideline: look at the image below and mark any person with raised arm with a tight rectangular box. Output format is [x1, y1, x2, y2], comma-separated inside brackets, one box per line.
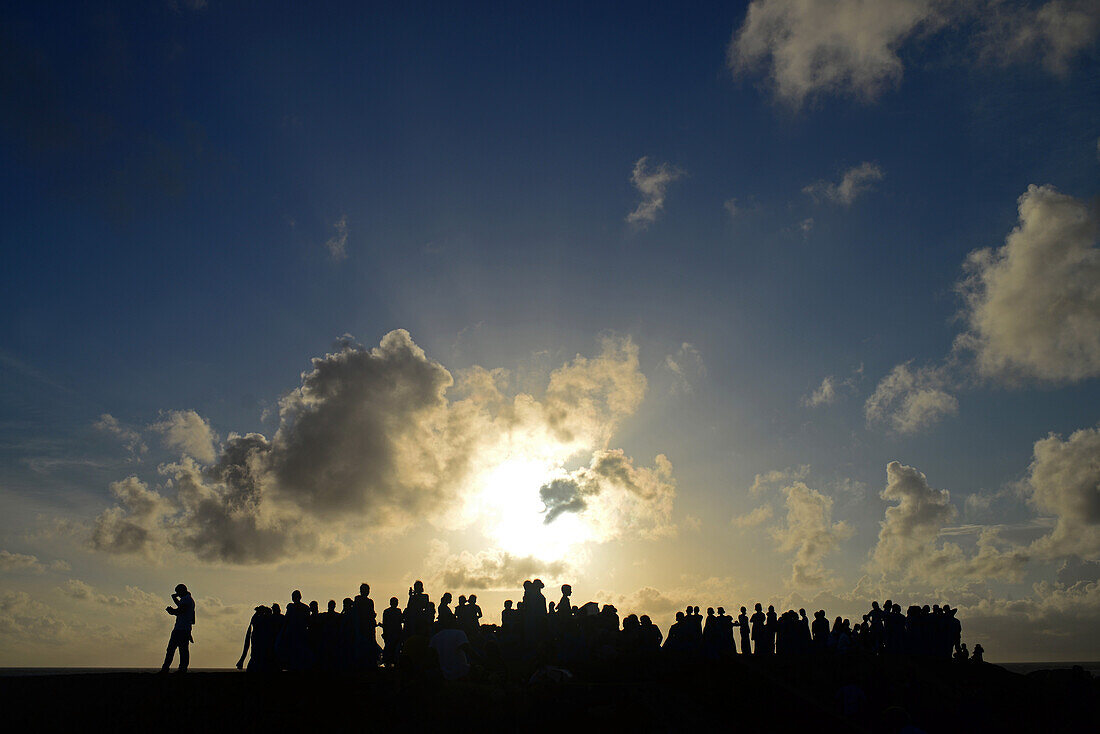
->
[161, 583, 195, 673]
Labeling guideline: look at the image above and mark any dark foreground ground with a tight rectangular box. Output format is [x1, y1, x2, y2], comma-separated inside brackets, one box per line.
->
[2, 656, 1096, 733]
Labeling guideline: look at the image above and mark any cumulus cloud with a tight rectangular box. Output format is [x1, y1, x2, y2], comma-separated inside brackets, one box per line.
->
[865, 362, 958, 434]
[803, 162, 885, 205]
[869, 462, 1029, 584]
[1024, 424, 1100, 559]
[94, 414, 147, 460]
[956, 184, 1100, 383]
[731, 504, 774, 528]
[150, 410, 217, 464]
[771, 481, 853, 586]
[91, 331, 673, 565]
[626, 157, 684, 228]
[729, 1, 1098, 107]
[325, 215, 349, 260]
[729, 0, 944, 106]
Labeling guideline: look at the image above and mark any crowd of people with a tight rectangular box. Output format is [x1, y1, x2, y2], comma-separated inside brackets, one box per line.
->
[200, 579, 984, 680]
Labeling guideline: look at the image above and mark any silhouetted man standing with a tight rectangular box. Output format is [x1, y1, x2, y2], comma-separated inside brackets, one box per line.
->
[161, 583, 195, 673]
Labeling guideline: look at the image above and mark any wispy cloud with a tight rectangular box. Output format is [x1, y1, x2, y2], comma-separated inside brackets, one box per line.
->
[626, 157, 684, 228]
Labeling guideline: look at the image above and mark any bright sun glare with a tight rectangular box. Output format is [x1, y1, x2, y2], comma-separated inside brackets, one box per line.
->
[474, 458, 592, 562]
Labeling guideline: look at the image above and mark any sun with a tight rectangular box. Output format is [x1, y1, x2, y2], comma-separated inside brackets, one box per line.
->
[473, 457, 592, 562]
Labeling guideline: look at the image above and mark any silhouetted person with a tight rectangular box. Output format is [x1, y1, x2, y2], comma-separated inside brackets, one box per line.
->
[236, 604, 271, 671]
[468, 593, 483, 635]
[750, 603, 766, 655]
[812, 610, 829, 651]
[972, 643, 984, 663]
[501, 600, 520, 631]
[354, 583, 378, 668]
[161, 583, 195, 673]
[437, 592, 457, 631]
[382, 596, 403, 666]
[278, 589, 312, 670]
[736, 606, 751, 655]
[319, 600, 340, 670]
[405, 580, 428, 636]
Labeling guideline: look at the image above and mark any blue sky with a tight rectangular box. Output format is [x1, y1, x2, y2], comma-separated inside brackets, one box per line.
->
[1, 1, 1099, 665]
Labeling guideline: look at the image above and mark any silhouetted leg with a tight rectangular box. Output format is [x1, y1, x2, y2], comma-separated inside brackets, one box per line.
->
[162, 632, 179, 671]
[178, 632, 190, 671]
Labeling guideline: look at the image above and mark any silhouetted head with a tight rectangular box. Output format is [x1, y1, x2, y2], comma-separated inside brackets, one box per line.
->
[685, 605, 692, 615]
[676, 611, 685, 621]
[441, 592, 452, 605]
[799, 608, 806, 617]
[885, 599, 892, 608]
[548, 601, 556, 613]
[309, 600, 319, 613]
[641, 615, 652, 626]
[292, 590, 302, 602]
[561, 584, 571, 596]
[458, 595, 467, 605]
[717, 607, 725, 615]
[872, 601, 880, 610]
[707, 607, 714, 616]
[740, 606, 747, 614]
[413, 580, 424, 593]
[504, 600, 513, 609]
[254, 605, 268, 614]
[469, 594, 477, 604]
[328, 600, 337, 612]
[768, 605, 775, 613]
[754, 603, 762, 612]
[815, 610, 825, 619]
[524, 580, 532, 591]
[342, 598, 353, 612]
[174, 583, 188, 595]
[272, 603, 281, 615]
[693, 606, 700, 615]
[533, 578, 544, 589]
[360, 583, 370, 597]
[389, 597, 398, 608]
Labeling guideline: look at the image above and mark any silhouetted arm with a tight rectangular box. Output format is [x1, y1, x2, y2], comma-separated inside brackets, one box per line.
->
[236, 621, 252, 669]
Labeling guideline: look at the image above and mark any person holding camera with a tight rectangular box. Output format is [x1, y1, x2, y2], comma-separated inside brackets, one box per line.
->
[161, 583, 195, 673]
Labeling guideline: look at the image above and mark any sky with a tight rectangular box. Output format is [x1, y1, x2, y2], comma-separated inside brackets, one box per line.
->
[1, 0, 1098, 666]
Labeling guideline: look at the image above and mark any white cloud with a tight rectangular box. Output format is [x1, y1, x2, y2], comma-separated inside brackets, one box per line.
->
[750, 465, 810, 495]
[978, 0, 1100, 75]
[93, 413, 147, 460]
[865, 362, 958, 434]
[956, 184, 1100, 383]
[771, 481, 852, 586]
[723, 198, 740, 218]
[803, 162, 884, 206]
[729, 1, 1099, 107]
[802, 375, 838, 407]
[325, 215, 349, 260]
[799, 217, 814, 234]
[729, 0, 944, 107]
[150, 409, 217, 464]
[626, 157, 684, 228]
[868, 461, 1029, 585]
[731, 504, 774, 528]
[1025, 424, 1100, 559]
[0, 551, 59, 574]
